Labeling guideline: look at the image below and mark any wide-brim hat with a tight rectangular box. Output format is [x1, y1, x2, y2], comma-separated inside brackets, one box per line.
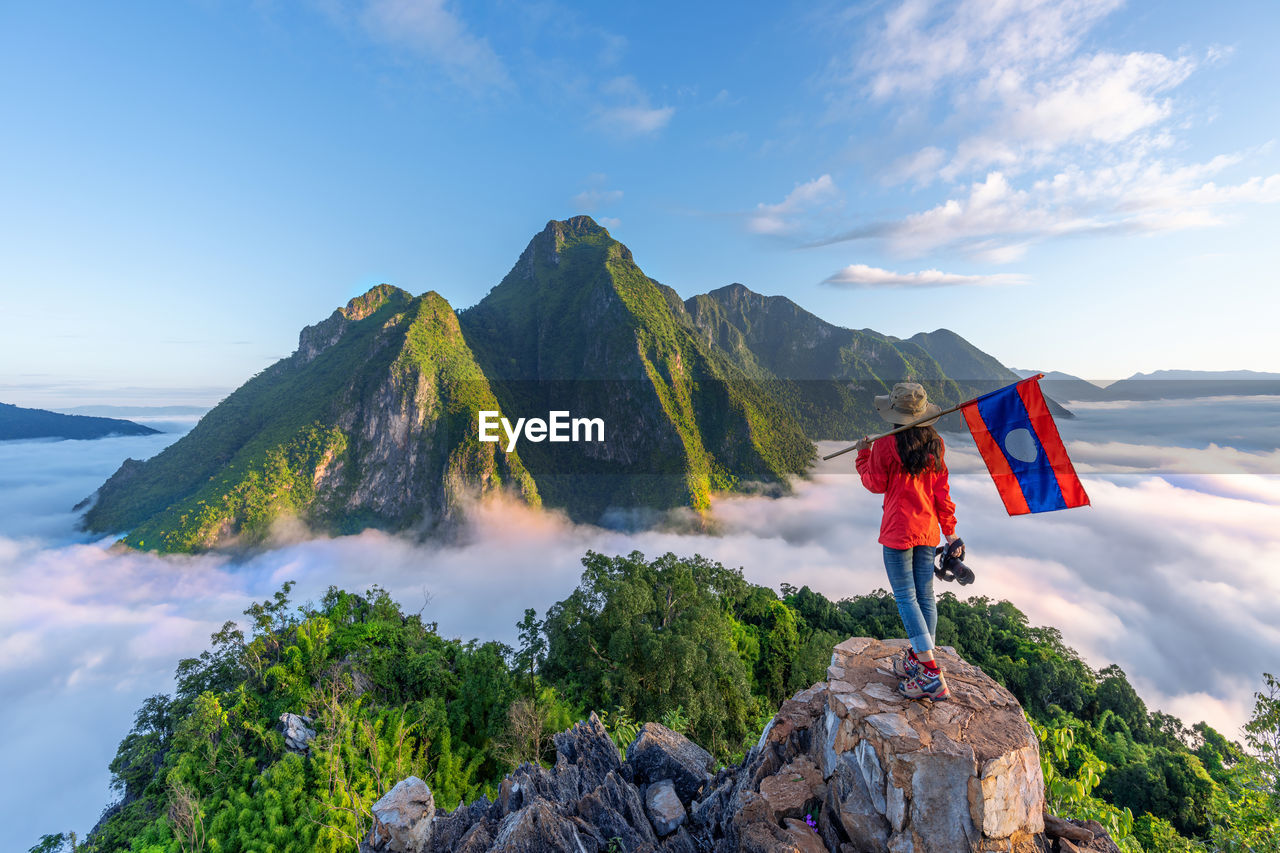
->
[874, 382, 942, 426]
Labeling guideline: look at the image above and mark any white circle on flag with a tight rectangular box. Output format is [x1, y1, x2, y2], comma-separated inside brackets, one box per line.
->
[1004, 428, 1039, 463]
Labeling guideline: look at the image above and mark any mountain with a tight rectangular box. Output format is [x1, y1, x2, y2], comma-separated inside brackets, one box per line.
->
[457, 218, 814, 519]
[1013, 369, 1113, 403]
[684, 284, 1075, 434]
[1015, 368, 1280, 402]
[1103, 369, 1280, 400]
[61, 404, 210, 417]
[0, 402, 160, 441]
[84, 217, 1041, 552]
[83, 285, 537, 552]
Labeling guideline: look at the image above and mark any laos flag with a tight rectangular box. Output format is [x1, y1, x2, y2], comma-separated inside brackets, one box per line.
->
[961, 375, 1090, 515]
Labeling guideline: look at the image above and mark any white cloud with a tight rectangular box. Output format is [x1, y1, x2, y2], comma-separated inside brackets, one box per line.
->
[857, 0, 1124, 101]
[594, 105, 674, 136]
[818, 0, 1279, 262]
[824, 158, 1280, 259]
[941, 50, 1195, 179]
[885, 145, 947, 186]
[824, 263, 1028, 288]
[748, 175, 841, 236]
[592, 76, 674, 138]
[572, 188, 623, 211]
[358, 0, 509, 91]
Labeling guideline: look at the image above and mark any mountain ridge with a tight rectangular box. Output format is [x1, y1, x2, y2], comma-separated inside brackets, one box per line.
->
[0, 402, 160, 441]
[84, 216, 1053, 552]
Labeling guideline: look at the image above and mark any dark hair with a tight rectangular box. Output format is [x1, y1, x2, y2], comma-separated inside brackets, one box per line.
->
[895, 424, 945, 476]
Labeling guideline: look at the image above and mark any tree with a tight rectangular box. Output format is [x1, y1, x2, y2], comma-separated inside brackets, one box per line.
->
[28, 834, 75, 853]
[1243, 672, 1280, 797]
[514, 608, 547, 706]
[542, 551, 757, 757]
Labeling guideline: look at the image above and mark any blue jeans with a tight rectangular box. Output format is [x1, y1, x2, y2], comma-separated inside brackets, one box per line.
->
[883, 545, 937, 653]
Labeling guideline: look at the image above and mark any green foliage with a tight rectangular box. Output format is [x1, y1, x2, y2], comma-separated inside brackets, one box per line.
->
[598, 706, 641, 753]
[542, 551, 759, 757]
[1242, 673, 1279, 797]
[71, 553, 1278, 853]
[1201, 673, 1280, 852]
[81, 584, 518, 853]
[28, 833, 76, 853]
[660, 705, 690, 735]
[1033, 721, 1140, 852]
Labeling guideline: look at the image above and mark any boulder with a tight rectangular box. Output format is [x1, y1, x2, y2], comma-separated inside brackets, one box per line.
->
[279, 712, 317, 753]
[782, 817, 830, 853]
[490, 799, 588, 851]
[1046, 817, 1121, 853]
[758, 757, 824, 822]
[362, 776, 434, 853]
[626, 722, 716, 804]
[645, 778, 687, 836]
[808, 637, 1044, 852]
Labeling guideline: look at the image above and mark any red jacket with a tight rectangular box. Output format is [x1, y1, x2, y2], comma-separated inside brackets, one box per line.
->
[856, 435, 957, 549]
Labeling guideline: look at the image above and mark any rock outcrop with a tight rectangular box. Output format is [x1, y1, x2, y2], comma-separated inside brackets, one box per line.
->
[360, 638, 1109, 853]
[716, 636, 1048, 852]
[367, 777, 436, 851]
[279, 712, 317, 753]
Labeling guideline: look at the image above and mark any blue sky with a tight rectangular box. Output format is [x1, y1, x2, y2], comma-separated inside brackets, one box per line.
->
[2, 0, 1279, 406]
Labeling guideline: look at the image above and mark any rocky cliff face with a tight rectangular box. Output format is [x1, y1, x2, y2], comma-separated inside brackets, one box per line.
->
[358, 639, 1116, 853]
[84, 286, 536, 552]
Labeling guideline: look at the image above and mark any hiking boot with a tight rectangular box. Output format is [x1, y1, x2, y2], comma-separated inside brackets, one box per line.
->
[898, 667, 951, 701]
[891, 649, 922, 679]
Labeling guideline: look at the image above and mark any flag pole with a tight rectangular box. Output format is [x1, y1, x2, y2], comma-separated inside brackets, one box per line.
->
[821, 374, 1044, 461]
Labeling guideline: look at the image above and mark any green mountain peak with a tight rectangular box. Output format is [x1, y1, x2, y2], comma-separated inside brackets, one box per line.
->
[342, 283, 413, 320]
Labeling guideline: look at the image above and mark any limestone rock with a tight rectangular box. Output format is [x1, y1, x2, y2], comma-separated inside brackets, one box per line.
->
[278, 712, 316, 753]
[783, 817, 830, 853]
[1049, 818, 1122, 853]
[491, 799, 586, 851]
[626, 722, 715, 804]
[363, 776, 434, 853]
[645, 778, 688, 836]
[759, 757, 824, 822]
[777, 638, 1045, 853]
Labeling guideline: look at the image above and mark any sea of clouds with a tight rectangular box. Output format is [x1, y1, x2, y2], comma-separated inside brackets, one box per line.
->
[2, 397, 1278, 848]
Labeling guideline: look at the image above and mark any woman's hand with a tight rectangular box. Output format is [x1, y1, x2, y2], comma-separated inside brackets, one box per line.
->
[853, 435, 873, 452]
[945, 532, 960, 546]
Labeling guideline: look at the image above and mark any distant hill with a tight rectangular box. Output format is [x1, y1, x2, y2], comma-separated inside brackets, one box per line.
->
[1103, 370, 1280, 400]
[60, 404, 210, 417]
[1013, 369, 1113, 403]
[0, 402, 160, 441]
[1016, 368, 1280, 402]
[83, 216, 1052, 553]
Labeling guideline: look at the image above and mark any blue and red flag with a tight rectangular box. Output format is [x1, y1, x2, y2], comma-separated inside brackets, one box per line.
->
[961, 374, 1089, 515]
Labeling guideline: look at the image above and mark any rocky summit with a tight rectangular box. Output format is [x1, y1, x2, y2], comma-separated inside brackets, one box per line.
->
[358, 639, 1115, 853]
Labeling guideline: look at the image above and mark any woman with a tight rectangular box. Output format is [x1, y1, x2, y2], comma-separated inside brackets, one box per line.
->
[854, 382, 960, 701]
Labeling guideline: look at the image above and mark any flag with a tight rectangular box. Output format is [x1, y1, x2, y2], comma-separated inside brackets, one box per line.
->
[961, 375, 1090, 515]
